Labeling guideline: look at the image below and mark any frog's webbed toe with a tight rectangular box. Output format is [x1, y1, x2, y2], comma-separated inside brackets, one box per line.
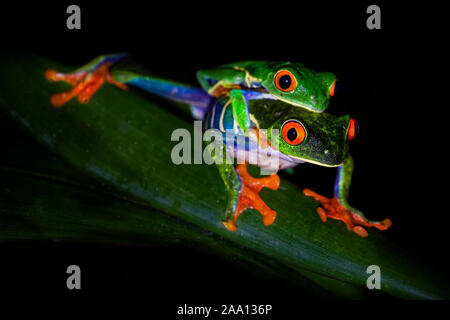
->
[223, 163, 280, 231]
[303, 188, 392, 237]
[45, 60, 127, 107]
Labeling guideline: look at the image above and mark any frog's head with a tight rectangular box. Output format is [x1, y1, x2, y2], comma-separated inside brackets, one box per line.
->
[261, 62, 338, 113]
[264, 106, 359, 167]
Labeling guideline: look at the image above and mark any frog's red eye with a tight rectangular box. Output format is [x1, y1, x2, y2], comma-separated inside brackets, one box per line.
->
[346, 118, 359, 141]
[282, 120, 306, 145]
[274, 70, 297, 92]
[329, 78, 339, 97]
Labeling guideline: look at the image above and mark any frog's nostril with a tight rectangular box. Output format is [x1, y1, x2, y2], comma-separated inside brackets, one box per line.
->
[324, 149, 339, 161]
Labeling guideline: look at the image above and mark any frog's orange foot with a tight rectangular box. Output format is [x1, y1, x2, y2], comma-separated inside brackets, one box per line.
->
[303, 188, 392, 238]
[45, 63, 127, 107]
[223, 163, 280, 231]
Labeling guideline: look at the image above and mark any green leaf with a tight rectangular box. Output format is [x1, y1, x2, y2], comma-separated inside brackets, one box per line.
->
[2, 139, 342, 298]
[0, 52, 447, 299]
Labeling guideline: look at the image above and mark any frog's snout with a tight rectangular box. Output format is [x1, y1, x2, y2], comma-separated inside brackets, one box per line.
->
[323, 149, 337, 161]
[312, 93, 328, 111]
[322, 147, 345, 166]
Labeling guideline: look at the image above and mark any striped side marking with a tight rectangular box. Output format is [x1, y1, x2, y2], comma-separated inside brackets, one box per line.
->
[219, 100, 231, 132]
[210, 102, 216, 129]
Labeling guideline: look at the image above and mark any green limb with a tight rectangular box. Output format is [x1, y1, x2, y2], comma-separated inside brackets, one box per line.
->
[305, 155, 391, 237]
[208, 141, 241, 223]
[332, 156, 392, 233]
[196, 67, 245, 93]
[334, 155, 354, 205]
[334, 155, 370, 221]
[229, 89, 251, 135]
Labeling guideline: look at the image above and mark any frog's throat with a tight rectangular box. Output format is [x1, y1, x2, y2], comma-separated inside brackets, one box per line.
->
[272, 95, 322, 113]
[286, 154, 344, 168]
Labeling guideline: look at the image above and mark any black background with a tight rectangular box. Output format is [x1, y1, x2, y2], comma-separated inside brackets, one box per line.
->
[1, 0, 449, 312]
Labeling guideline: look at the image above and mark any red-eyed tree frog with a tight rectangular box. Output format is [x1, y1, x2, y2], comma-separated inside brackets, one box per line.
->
[45, 54, 391, 237]
[197, 61, 338, 138]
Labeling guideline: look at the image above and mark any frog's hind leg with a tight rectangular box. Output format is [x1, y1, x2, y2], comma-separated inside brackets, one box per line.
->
[229, 89, 273, 149]
[211, 143, 280, 231]
[45, 53, 129, 107]
[120, 72, 212, 108]
[190, 105, 208, 120]
[45, 53, 213, 109]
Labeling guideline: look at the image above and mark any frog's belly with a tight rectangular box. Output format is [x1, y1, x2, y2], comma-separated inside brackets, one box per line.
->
[227, 140, 304, 171]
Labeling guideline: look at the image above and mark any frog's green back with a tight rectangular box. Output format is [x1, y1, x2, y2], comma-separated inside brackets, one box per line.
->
[222, 61, 337, 113]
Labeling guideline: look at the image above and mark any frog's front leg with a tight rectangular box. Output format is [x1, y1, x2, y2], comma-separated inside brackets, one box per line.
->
[303, 155, 392, 237]
[229, 89, 273, 149]
[196, 67, 244, 97]
[211, 142, 280, 231]
[198, 68, 271, 147]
